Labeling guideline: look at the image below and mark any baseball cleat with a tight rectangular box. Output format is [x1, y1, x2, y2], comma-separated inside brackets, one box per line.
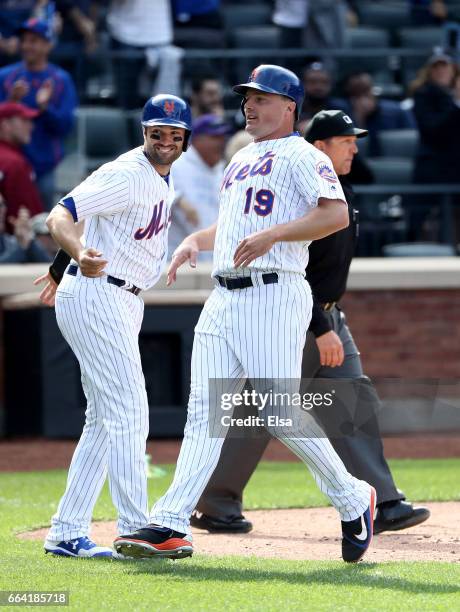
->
[113, 525, 193, 560]
[341, 486, 376, 563]
[374, 501, 430, 534]
[44, 536, 113, 558]
[190, 511, 253, 534]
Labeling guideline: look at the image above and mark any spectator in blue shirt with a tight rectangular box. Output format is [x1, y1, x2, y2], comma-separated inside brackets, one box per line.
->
[0, 18, 77, 210]
[341, 72, 416, 156]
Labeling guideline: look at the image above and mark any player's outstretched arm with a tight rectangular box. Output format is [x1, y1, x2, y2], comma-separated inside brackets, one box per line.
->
[273, 197, 349, 242]
[46, 206, 108, 278]
[167, 223, 217, 286]
[234, 198, 348, 268]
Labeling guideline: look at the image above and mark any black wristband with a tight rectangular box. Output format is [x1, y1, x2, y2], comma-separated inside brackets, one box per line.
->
[49, 248, 71, 284]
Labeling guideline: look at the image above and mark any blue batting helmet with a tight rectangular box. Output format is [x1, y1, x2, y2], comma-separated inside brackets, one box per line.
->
[233, 64, 304, 120]
[141, 94, 192, 150]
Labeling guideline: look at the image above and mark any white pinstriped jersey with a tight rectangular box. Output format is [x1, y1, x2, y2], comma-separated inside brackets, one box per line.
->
[61, 147, 175, 290]
[212, 133, 346, 277]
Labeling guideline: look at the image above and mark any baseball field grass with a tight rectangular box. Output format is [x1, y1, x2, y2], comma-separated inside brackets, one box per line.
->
[1, 459, 459, 611]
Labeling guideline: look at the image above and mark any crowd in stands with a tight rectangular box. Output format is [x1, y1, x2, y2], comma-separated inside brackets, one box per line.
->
[0, 0, 460, 263]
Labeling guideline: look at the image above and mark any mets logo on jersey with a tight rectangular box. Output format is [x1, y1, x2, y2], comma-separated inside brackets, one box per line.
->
[134, 200, 167, 240]
[316, 161, 338, 183]
[164, 100, 175, 116]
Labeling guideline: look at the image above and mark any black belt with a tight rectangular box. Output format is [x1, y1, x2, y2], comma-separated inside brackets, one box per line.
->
[321, 302, 337, 312]
[67, 264, 142, 296]
[217, 272, 278, 290]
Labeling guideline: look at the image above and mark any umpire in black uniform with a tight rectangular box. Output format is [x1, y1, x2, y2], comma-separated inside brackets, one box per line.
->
[191, 110, 430, 536]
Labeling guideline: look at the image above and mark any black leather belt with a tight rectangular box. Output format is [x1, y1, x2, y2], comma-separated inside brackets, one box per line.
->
[67, 264, 141, 296]
[322, 302, 337, 312]
[217, 272, 278, 290]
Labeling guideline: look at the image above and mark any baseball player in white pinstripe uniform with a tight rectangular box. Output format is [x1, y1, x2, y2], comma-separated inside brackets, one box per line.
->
[115, 66, 376, 563]
[37, 95, 192, 558]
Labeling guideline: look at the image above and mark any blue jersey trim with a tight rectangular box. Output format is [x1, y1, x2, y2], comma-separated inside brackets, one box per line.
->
[60, 196, 78, 221]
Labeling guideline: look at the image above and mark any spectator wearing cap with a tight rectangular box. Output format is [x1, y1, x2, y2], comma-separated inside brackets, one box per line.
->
[0, 101, 44, 233]
[341, 72, 416, 156]
[169, 114, 231, 259]
[0, 195, 50, 263]
[0, 18, 77, 210]
[409, 51, 460, 240]
[191, 109, 429, 538]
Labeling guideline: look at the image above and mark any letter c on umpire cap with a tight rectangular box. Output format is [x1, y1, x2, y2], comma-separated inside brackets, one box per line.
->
[233, 64, 304, 120]
[142, 94, 192, 151]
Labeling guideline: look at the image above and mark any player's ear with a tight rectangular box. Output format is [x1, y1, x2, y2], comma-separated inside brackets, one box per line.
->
[313, 139, 327, 153]
[286, 100, 295, 117]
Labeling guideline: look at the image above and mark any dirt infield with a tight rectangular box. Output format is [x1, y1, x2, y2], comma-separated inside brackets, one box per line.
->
[1, 433, 460, 472]
[20, 502, 460, 563]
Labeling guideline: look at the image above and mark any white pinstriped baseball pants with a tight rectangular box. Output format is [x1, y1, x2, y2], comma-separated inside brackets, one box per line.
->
[150, 274, 371, 537]
[47, 274, 149, 541]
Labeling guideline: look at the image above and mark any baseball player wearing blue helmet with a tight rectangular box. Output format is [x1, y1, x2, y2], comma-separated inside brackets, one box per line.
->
[233, 64, 304, 120]
[36, 94, 193, 559]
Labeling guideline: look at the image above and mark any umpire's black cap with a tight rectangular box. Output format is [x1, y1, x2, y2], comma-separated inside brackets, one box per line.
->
[305, 110, 368, 143]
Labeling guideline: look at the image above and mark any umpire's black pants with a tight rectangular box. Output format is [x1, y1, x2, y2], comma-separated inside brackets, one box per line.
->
[195, 306, 403, 519]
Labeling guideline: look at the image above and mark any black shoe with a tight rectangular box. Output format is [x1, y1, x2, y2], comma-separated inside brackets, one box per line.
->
[374, 500, 430, 535]
[190, 512, 253, 534]
[113, 525, 193, 559]
[341, 486, 376, 563]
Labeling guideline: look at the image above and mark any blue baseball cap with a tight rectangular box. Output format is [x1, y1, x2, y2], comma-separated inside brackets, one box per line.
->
[18, 18, 53, 42]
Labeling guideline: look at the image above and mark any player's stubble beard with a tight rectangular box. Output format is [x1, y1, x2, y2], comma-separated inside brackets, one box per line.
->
[143, 142, 183, 169]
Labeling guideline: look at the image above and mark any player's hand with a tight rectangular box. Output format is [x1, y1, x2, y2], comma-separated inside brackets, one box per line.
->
[33, 272, 58, 307]
[233, 228, 276, 268]
[77, 248, 108, 278]
[166, 240, 199, 286]
[316, 331, 344, 368]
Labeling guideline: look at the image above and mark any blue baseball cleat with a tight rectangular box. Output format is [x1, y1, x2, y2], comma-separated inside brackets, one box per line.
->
[44, 536, 113, 558]
[341, 486, 377, 563]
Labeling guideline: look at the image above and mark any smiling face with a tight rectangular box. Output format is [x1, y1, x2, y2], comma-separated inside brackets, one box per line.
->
[143, 125, 186, 172]
[314, 135, 358, 176]
[243, 90, 296, 142]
